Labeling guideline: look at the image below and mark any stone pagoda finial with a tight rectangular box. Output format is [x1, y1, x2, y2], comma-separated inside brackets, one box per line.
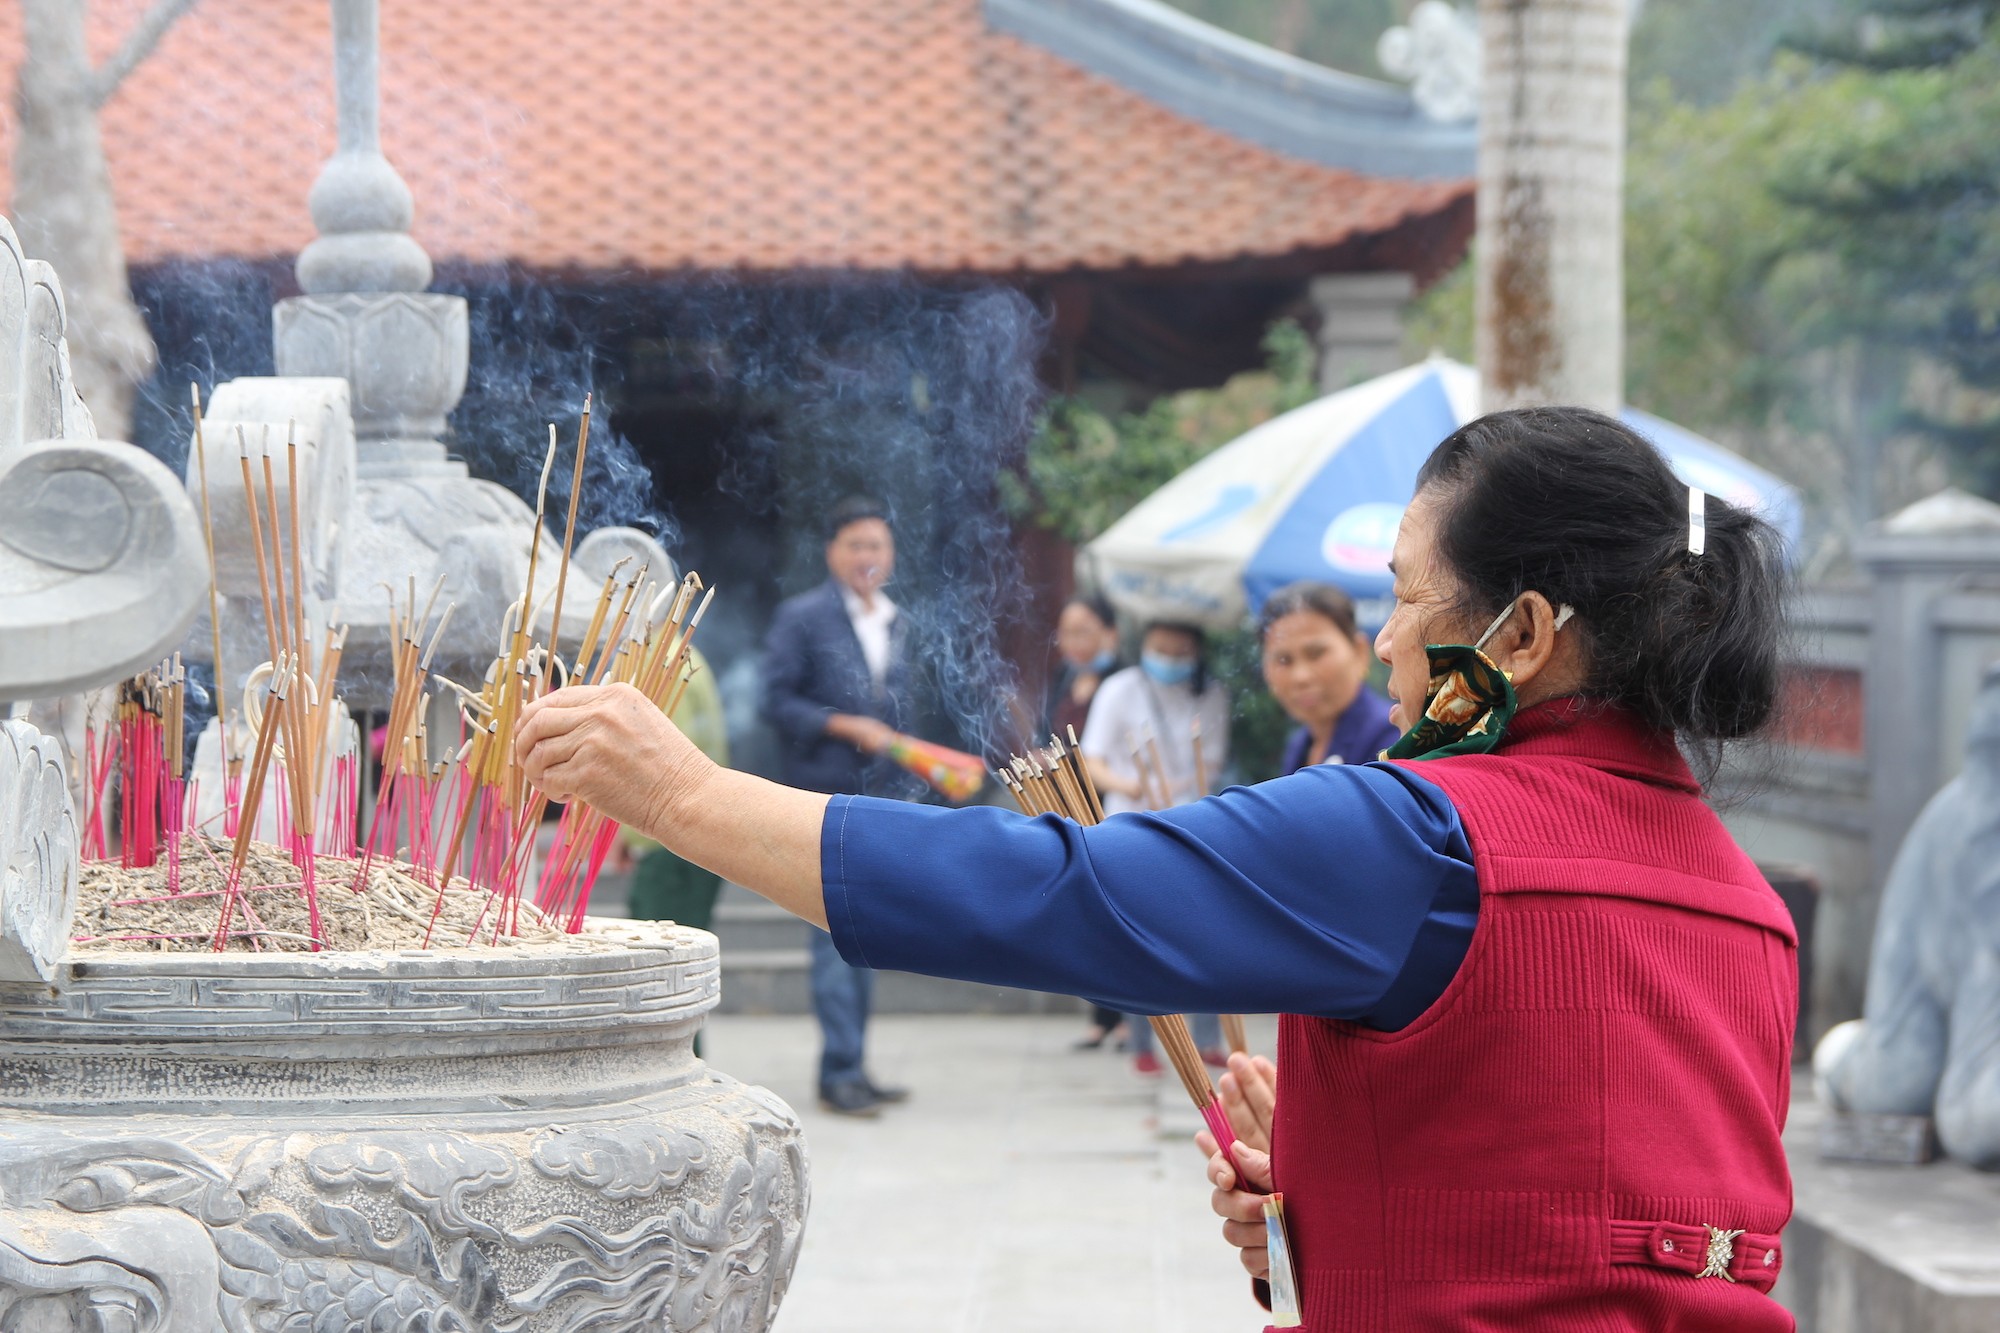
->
[296, 0, 431, 295]
[184, 0, 599, 714]
[273, 0, 467, 477]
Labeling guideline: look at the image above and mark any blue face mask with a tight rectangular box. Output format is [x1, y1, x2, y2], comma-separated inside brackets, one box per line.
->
[1141, 652, 1197, 688]
[1089, 649, 1118, 675]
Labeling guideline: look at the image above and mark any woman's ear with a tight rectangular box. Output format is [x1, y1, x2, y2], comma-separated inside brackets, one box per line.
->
[1488, 591, 1564, 688]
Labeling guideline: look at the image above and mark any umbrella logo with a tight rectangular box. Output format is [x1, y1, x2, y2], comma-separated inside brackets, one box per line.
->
[1320, 502, 1404, 575]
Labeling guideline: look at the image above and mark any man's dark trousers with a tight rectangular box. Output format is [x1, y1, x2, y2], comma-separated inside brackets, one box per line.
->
[808, 927, 872, 1090]
[760, 579, 913, 1101]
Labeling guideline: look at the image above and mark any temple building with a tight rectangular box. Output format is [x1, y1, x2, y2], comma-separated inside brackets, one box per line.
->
[0, 0, 1474, 747]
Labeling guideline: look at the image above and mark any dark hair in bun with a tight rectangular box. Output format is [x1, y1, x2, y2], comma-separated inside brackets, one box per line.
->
[1415, 406, 1786, 754]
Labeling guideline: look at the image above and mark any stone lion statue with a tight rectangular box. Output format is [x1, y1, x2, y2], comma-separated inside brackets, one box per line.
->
[1815, 662, 2000, 1168]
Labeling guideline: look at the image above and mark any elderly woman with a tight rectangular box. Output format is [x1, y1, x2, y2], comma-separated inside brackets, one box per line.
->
[518, 407, 1797, 1332]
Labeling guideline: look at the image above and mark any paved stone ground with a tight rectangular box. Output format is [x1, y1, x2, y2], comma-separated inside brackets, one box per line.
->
[702, 1011, 1279, 1333]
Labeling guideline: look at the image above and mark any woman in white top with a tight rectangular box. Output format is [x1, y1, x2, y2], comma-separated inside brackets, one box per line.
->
[1080, 621, 1231, 816]
[1078, 619, 1232, 1068]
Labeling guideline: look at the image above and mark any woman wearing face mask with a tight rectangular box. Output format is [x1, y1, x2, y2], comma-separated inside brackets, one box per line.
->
[1077, 620, 1231, 815]
[1259, 582, 1402, 774]
[519, 407, 1798, 1332]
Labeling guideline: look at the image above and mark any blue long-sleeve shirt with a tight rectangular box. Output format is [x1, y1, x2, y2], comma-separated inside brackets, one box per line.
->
[822, 761, 1479, 1031]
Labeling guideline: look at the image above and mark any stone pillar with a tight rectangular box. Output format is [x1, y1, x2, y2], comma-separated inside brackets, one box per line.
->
[1310, 272, 1414, 393]
[1474, 0, 1628, 413]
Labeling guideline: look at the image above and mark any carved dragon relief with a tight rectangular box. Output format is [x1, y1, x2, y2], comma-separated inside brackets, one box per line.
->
[0, 1080, 807, 1331]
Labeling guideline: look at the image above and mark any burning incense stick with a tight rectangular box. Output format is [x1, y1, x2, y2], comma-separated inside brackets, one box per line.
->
[236, 429, 284, 672]
[285, 423, 315, 799]
[190, 385, 230, 776]
[546, 393, 591, 663]
[1067, 725, 1106, 822]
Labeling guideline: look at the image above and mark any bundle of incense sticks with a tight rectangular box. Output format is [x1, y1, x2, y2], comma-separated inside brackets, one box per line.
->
[352, 574, 455, 895]
[107, 659, 193, 887]
[227, 421, 368, 946]
[998, 728, 1252, 1182]
[996, 727, 1102, 822]
[414, 427, 572, 939]
[319, 399, 717, 945]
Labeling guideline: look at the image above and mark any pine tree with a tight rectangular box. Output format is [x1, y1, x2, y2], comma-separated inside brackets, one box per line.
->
[1771, 1, 2000, 486]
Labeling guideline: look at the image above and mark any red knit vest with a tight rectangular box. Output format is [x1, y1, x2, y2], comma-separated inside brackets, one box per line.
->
[1268, 702, 1797, 1332]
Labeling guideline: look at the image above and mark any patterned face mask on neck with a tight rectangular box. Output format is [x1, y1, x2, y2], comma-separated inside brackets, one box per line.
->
[1381, 597, 1575, 762]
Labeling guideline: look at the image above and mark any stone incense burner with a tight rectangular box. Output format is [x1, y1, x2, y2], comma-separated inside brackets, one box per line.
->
[0, 923, 807, 1332]
[0, 65, 808, 1316]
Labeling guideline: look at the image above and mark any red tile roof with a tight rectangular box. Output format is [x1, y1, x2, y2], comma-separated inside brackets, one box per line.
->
[0, 0, 1470, 275]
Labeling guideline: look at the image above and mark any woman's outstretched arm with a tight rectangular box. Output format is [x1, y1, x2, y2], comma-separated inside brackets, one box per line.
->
[518, 681, 1475, 1021]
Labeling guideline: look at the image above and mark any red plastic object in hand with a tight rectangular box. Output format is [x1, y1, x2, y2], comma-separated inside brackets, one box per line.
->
[885, 734, 986, 802]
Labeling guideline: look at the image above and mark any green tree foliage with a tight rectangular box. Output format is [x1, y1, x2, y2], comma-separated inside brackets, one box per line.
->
[1770, 2, 2000, 485]
[1003, 320, 1317, 545]
[1409, 0, 2000, 515]
[1630, 0, 1862, 104]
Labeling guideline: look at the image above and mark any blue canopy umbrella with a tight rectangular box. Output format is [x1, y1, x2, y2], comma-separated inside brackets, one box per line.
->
[1084, 358, 1804, 630]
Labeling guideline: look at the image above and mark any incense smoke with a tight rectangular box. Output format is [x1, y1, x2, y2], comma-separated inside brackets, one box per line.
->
[127, 263, 1046, 768]
[639, 277, 1047, 760]
[436, 266, 670, 546]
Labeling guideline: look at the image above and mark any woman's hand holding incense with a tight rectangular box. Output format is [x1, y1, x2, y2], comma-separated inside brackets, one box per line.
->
[1199, 1134, 1275, 1279]
[517, 683, 834, 928]
[1218, 1052, 1278, 1154]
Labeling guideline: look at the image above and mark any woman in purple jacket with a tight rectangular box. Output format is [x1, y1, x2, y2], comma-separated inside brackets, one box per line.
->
[1260, 581, 1401, 774]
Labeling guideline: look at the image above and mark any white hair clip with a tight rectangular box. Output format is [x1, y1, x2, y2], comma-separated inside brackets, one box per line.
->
[1687, 486, 1707, 556]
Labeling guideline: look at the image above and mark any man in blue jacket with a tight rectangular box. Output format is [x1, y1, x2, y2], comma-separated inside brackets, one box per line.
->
[760, 496, 916, 1116]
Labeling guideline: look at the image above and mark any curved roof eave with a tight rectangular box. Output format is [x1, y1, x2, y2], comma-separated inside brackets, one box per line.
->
[984, 0, 1476, 181]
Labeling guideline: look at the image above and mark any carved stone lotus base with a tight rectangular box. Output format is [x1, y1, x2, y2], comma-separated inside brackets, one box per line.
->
[0, 922, 808, 1332]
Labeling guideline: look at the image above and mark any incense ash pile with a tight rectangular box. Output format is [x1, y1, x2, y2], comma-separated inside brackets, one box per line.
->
[72, 840, 566, 953]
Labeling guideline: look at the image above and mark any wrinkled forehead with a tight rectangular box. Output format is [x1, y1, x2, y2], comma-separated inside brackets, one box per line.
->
[1388, 493, 1445, 587]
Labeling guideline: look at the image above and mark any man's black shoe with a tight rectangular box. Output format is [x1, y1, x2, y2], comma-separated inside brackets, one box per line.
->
[818, 1082, 882, 1118]
[862, 1077, 910, 1104]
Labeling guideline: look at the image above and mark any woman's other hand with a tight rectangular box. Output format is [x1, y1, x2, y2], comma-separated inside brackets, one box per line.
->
[1218, 1052, 1278, 1154]
[1197, 1130, 1275, 1279]
[517, 683, 709, 839]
